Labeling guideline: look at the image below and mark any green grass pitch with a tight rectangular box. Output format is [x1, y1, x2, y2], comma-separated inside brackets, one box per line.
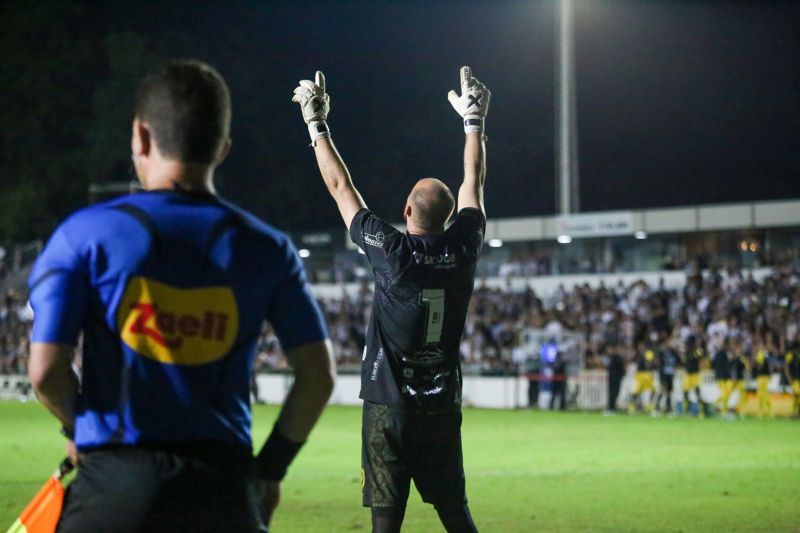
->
[1, 401, 798, 532]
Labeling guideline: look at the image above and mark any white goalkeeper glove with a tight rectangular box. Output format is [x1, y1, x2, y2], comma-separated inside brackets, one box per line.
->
[292, 71, 331, 143]
[447, 66, 491, 134]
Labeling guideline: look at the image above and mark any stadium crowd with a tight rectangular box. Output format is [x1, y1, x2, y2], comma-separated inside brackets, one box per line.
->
[252, 260, 800, 387]
[0, 289, 32, 375]
[3, 258, 800, 414]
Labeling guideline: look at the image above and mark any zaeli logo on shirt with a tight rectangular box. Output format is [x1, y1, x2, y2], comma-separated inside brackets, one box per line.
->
[117, 277, 239, 365]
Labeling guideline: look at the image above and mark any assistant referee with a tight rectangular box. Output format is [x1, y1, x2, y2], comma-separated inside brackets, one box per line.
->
[27, 60, 335, 532]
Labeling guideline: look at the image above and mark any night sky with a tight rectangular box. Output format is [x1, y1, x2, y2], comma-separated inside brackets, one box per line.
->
[7, 1, 800, 232]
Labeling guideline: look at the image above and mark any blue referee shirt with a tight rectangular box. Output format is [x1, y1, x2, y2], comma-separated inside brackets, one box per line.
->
[28, 190, 328, 451]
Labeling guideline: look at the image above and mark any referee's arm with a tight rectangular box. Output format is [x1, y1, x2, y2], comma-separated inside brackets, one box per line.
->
[256, 238, 335, 526]
[27, 223, 87, 465]
[28, 343, 79, 437]
[273, 339, 335, 442]
[256, 340, 335, 529]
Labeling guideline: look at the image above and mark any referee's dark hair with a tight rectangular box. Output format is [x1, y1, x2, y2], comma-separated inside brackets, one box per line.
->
[134, 60, 231, 165]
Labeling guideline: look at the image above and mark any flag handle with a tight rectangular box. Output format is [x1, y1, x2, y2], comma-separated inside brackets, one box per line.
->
[55, 458, 73, 481]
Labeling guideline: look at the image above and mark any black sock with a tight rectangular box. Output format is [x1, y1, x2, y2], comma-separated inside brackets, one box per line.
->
[371, 506, 406, 533]
[435, 504, 478, 533]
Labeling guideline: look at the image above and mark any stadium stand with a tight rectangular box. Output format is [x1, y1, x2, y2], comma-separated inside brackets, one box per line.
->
[2, 200, 798, 413]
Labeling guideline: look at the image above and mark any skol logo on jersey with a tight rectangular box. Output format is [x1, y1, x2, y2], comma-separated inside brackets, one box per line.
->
[117, 277, 239, 365]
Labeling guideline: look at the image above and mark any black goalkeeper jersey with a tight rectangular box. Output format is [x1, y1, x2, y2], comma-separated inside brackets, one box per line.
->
[349, 207, 485, 410]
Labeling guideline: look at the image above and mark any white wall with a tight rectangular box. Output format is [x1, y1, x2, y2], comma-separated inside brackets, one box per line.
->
[253, 370, 775, 411]
[254, 373, 529, 409]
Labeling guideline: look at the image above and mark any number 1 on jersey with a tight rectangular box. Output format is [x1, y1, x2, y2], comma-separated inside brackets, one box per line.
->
[421, 289, 445, 345]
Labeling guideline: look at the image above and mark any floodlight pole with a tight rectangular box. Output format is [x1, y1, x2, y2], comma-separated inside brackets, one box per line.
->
[556, 0, 579, 215]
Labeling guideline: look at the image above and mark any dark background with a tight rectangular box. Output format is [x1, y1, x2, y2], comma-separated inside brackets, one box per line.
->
[1, 0, 798, 241]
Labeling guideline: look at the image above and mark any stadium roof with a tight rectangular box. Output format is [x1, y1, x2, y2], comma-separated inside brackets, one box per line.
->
[486, 198, 800, 242]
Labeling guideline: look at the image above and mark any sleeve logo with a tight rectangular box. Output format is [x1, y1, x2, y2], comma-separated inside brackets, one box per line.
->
[117, 276, 239, 366]
[363, 231, 385, 248]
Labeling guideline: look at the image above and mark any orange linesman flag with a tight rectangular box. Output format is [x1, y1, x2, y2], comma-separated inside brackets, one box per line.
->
[6, 459, 73, 533]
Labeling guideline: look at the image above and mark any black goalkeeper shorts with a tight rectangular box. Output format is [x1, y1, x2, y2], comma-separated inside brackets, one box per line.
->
[56, 444, 265, 533]
[361, 401, 467, 510]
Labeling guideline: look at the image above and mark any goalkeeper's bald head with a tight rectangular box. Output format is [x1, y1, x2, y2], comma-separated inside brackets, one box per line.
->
[404, 178, 455, 235]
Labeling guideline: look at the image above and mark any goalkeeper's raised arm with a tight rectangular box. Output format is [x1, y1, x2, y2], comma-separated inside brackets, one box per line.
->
[448, 66, 490, 216]
[294, 67, 487, 533]
[292, 71, 366, 229]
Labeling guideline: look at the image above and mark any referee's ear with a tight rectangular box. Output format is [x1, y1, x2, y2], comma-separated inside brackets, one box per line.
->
[131, 118, 151, 158]
[214, 138, 232, 166]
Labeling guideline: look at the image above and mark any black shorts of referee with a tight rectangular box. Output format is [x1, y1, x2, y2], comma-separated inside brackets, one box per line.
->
[57, 441, 265, 533]
[361, 400, 467, 511]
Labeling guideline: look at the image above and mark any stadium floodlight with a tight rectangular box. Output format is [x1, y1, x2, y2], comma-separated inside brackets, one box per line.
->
[298, 248, 311, 258]
[557, 234, 572, 244]
[488, 238, 503, 248]
[556, 0, 579, 215]
[634, 230, 647, 240]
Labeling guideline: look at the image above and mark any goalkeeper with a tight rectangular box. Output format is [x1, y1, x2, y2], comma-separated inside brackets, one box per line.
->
[293, 66, 488, 533]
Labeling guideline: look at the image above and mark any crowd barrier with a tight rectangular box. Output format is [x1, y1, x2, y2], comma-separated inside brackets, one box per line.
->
[253, 370, 788, 410]
[3, 371, 792, 414]
[0, 374, 35, 401]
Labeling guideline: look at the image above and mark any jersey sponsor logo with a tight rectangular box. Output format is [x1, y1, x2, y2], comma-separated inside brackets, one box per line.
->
[412, 251, 457, 269]
[117, 276, 239, 366]
[363, 231, 385, 248]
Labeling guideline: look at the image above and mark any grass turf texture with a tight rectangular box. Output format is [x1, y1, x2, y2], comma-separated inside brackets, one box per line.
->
[1, 402, 798, 532]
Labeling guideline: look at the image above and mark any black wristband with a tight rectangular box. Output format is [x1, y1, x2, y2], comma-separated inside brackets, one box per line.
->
[255, 426, 305, 481]
[60, 426, 75, 440]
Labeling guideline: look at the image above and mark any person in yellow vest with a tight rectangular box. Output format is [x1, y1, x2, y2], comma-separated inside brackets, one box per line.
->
[682, 335, 706, 416]
[753, 343, 773, 418]
[784, 342, 800, 418]
[630, 343, 658, 414]
[730, 340, 749, 417]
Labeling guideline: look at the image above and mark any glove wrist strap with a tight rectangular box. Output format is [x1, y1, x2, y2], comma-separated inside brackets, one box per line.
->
[308, 120, 331, 144]
[463, 116, 484, 134]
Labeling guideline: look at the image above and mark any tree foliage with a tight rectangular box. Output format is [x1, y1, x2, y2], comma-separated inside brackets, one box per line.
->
[0, 1, 93, 241]
[0, 2, 163, 243]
